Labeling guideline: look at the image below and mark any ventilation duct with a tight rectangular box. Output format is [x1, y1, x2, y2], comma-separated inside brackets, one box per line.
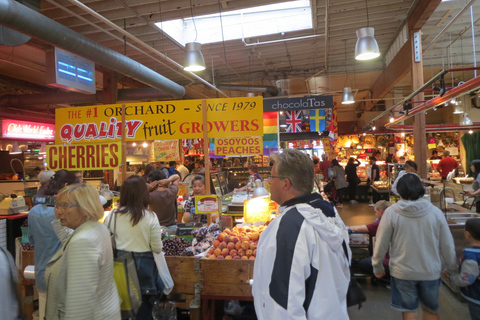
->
[0, 26, 30, 46]
[0, 88, 172, 106]
[217, 84, 279, 96]
[0, 0, 185, 98]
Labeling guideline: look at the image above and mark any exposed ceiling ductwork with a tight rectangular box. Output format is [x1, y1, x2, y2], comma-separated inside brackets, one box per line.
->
[0, 0, 185, 98]
[0, 88, 172, 106]
[216, 84, 279, 96]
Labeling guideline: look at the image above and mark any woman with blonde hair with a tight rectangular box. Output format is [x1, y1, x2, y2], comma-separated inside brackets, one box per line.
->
[45, 183, 120, 320]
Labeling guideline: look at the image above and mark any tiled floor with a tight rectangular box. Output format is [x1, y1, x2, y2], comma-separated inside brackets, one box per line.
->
[339, 202, 471, 320]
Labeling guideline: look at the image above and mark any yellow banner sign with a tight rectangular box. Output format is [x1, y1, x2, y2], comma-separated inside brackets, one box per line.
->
[322, 138, 331, 152]
[153, 140, 179, 162]
[214, 136, 263, 156]
[55, 97, 263, 144]
[46, 142, 121, 170]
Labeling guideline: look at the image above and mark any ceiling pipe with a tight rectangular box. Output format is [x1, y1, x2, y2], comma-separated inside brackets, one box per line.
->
[0, 109, 54, 123]
[0, 88, 172, 106]
[216, 84, 279, 96]
[386, 75, 480, 127]
[0, 0, 185, 98]
[388, 123, 480, 132]
[66, 0, 227, 98]
[423, 0, 477, 53]
[242, 34, 324, 47]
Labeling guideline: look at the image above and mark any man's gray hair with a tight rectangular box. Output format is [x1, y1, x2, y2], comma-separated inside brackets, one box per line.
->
[321, 153, 328, 160]
[38, 170, 55, 185]
[443, 150, 450, 157]
[271, 149, 314, 195]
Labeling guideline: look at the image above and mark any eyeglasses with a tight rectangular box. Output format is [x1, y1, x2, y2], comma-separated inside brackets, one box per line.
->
[267, 175, 284, 182]
[54, 203, 80, 211]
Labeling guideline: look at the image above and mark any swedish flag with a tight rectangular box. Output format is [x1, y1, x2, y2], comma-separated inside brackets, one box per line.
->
[309, 109, 326, 132]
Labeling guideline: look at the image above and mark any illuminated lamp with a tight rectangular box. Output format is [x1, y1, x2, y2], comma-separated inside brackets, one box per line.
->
[244, 187, 271, 223]
[9, 141, 22, 154]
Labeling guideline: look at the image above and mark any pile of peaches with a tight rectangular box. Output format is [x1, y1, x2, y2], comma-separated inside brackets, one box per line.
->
[205, 225, 266, 260]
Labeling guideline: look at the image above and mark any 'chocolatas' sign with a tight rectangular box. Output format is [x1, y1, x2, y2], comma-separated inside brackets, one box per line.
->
[263, 95, 333, 112]
[46, 142, 121, 170]
[55, 97, 263, 144]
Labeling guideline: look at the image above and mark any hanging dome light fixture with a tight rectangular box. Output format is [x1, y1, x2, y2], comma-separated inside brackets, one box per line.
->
[341, 87, 355, 104]
[354, 0, 380, 61]
[460, 113, 473, 126]
[183, 42, 206, 72]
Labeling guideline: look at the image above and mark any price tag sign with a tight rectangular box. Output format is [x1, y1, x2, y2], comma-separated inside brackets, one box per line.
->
[195, 195, 220, 214]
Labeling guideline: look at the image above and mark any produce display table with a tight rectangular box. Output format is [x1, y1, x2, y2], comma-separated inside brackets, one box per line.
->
[165, 256, 201, 320]
[164, 256, 255, 320]
[200, 259, 254, 320]
[371, 185, 390, 201]
[15, 238, 35, 320]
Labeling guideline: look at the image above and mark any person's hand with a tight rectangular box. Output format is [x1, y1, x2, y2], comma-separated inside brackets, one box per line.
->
[148, 180, 159, 191]
[375, 271, 386, 278]
[464, 191, 473, 197]
[441, 271, 451, 280]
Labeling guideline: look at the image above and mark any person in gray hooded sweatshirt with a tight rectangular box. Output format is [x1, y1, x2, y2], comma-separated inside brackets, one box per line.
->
[372, 173, 457, 320]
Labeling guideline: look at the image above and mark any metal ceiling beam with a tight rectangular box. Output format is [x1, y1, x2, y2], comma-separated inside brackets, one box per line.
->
[386, 75, 480, 126]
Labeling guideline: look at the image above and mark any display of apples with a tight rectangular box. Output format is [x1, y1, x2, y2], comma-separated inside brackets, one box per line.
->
[205, 225, 267, 260]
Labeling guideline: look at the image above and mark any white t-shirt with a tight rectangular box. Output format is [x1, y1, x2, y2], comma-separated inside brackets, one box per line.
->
[105, 208, 163, 253]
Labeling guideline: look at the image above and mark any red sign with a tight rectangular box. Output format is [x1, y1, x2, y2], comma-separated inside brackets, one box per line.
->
[1, 119, 54, 140]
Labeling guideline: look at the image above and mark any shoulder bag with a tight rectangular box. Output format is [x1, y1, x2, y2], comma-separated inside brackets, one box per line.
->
[342, 241, 367, 309]
[107, 211, 142, 319]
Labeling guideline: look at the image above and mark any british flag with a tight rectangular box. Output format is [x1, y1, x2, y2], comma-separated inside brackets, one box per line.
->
[285, 110, 303, 133]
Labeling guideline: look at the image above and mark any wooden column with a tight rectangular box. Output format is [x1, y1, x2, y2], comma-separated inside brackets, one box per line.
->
[202, 100, 212, 224]
[410, 29, 427, 179]
[102, 70, 117, 104]
[121, 104, 127, 183]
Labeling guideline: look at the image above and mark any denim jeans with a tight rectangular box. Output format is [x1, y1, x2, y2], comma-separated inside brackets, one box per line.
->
[390, 277, 441, 312]
[468, 301, 480, 320]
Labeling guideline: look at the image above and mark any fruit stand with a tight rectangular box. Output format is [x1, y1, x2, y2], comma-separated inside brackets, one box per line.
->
[164, 256, 255, 320]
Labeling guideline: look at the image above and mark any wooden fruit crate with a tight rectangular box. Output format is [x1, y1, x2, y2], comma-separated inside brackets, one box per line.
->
[200, 259, 254, 298]
[165, 256, 201, 319]
[15, 237, 34, 274]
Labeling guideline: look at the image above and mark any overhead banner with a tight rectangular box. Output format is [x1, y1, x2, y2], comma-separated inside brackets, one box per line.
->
[214, 136, 263, 156]
[263, 95, 333, 112]
[55, 97, 263, 144]
[152, 140, 180, 162]
[47, 142, 121, 171]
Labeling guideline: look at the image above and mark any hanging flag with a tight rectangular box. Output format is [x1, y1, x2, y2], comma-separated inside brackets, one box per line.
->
[182, 139, 189, 152]
[263, 112, 279, 155]
[285, 110, 303, 133]
[328, 105, 338, 140]
[309, 109, 326, 132]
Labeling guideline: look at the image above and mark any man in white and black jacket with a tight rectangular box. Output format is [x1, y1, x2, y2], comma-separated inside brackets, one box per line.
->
[253, 149, 351, 320]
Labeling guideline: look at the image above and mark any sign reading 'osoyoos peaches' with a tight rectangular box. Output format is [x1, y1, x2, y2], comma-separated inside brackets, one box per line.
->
[46, 142, 121, 171]
[55, 97, 263, 144]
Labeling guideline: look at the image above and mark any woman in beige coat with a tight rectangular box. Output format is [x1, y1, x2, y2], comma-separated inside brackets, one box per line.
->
[45, 184, 120, 320]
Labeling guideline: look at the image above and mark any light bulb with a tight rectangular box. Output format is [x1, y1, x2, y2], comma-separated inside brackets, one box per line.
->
[401, 132, 405, 137]
[143, 142, 148, 148]
[389, 116, 394, 123]
[469, 130, 473, 134]
[132, 142, 137, 147]
[372, 126, 376, 131]
[363, 133, 366, 136]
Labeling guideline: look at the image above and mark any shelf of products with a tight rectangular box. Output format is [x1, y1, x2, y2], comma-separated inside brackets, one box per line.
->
[226, 167, 271, 189]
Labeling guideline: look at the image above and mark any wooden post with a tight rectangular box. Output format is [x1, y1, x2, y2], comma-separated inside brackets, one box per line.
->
[202, 100, 212, 224]
[410, 29, 428, 179]
[121, 104, 127, 183]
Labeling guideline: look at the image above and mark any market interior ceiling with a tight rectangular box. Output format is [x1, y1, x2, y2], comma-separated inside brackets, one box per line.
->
[0, 0, 479, 132]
